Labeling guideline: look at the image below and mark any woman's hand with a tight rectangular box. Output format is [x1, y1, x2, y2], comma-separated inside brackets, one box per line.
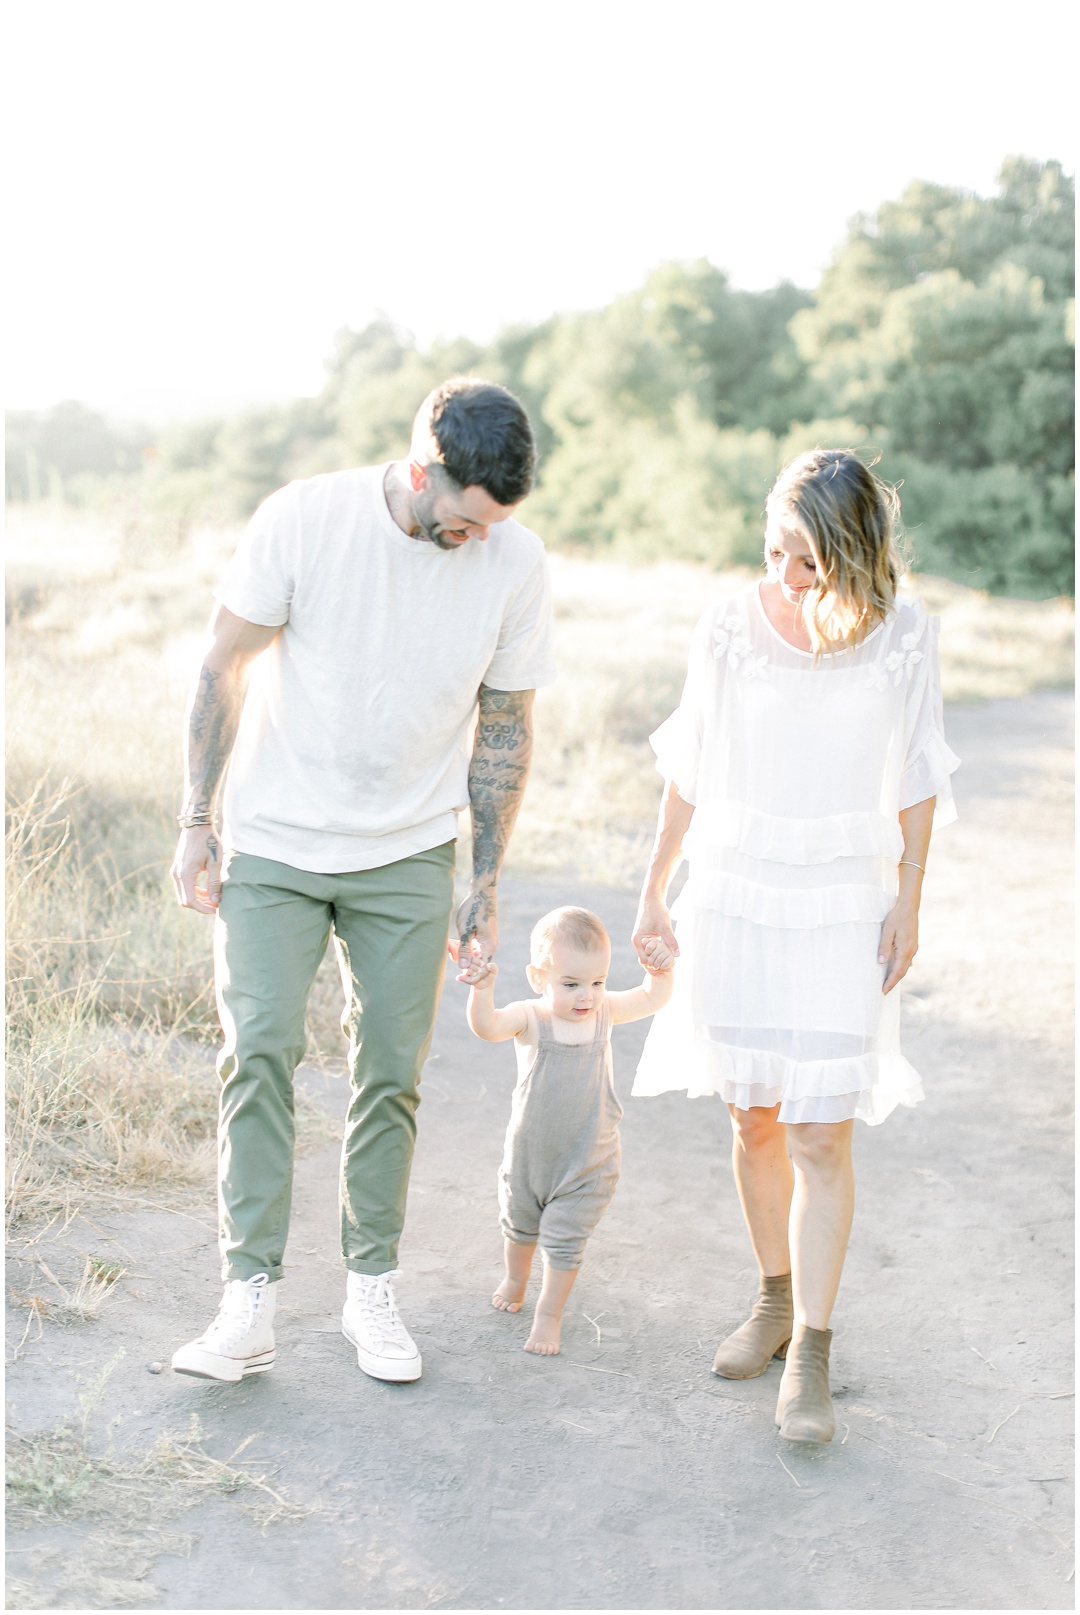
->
[633, 897, 678, 972]
[879, 899, 919, 994]
[641, 934, 676, 974]
[632, 781, 693, 972]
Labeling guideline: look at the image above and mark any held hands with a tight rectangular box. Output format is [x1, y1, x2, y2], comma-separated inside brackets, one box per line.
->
[879, 900, 919, 994]
[453, 884, 498, 962]
[640, 934, 675, 975]
[449, 882, 499, 985]
[455, 939, 498, 989]
[169, 826, 223, 915]
[632, 898, 679, 974]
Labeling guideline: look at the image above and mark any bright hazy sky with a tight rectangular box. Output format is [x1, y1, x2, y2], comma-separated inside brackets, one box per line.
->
[6, 0, 1075, 422]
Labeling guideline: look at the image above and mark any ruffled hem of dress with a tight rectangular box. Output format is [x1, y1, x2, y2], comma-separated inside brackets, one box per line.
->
[691, 800, 905, 865]
[679, 872, 893, 929]
[901, 731, 961, 827]
[632, 1036, 924, 1127]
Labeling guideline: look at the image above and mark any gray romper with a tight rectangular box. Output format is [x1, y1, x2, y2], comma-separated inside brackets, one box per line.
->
[498, 1000, 623, 1270]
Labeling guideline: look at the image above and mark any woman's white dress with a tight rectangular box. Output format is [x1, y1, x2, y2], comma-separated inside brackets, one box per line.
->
[633, 582, 960, 1125]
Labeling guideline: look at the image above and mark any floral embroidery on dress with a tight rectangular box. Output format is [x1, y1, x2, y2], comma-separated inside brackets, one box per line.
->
[714, 615, 769, 679]
[865, 628, 925, 690]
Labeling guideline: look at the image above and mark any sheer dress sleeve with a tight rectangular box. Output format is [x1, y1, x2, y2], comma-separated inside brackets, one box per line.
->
[649, 605, 717, 806]
[899, 609, 960, 828]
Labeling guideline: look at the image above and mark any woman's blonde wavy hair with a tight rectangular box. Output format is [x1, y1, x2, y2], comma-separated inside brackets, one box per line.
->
[765, 449, 906, 653]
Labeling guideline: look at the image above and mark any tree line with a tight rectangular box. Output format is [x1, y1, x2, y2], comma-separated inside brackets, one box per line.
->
[7, 156, 1073, 597]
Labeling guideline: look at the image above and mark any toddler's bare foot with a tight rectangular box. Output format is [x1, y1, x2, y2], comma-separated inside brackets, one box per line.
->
[524, 1310, 562, 1355]
[491, 1279, 526, 1313]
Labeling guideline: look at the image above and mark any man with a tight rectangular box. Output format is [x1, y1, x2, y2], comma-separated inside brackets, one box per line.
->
[169, 377, 555, 1384]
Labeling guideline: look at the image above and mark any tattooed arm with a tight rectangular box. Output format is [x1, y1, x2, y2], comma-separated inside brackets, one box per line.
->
[168, 605, 280, 915]
[456, 685, 536, 964]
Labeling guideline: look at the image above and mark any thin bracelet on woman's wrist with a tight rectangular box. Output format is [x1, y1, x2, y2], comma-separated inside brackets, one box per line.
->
[898, 859, 925, 873]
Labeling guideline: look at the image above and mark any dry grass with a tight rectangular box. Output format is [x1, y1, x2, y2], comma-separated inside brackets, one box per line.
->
[5, 509, 231, 1226]
[5, 774, 221, 1227]
[6, 504, 1073, 1221]
[914, 572, 1074, 703]
[6, 509, 371, 1207]
[6, 1359, 314, 1608]
[9, 1255, 128, 1358]
[6, 1417, 312, 1531]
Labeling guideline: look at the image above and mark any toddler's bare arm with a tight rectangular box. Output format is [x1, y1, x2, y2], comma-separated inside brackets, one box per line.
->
[465, 967, 530, 1042]
[608, 941, 676, 1024]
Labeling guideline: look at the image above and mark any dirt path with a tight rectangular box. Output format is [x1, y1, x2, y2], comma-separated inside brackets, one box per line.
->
[7, 692, 1073, 1611]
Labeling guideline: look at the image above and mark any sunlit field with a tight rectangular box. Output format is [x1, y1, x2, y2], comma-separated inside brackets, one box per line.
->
[6, 504, 1074, 1225]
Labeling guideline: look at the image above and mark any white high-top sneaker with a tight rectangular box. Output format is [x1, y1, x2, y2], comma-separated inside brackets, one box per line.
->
[172, 1273, 276, 1381]
[342, 1269, 421, 1382]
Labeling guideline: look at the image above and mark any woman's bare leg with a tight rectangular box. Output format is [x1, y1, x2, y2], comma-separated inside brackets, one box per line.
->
[728, 1103, 794, 1277]
[786, 1120, 855, 1329]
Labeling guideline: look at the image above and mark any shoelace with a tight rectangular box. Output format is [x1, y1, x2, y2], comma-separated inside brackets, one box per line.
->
[204, 1276, 269, 1350]
[354, 1270, 411, 1345]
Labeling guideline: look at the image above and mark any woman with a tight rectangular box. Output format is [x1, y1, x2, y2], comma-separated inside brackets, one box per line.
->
[631, 450, 958, 1443]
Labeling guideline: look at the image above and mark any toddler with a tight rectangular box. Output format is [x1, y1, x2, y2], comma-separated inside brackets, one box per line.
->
[459, 907, 674, 1355]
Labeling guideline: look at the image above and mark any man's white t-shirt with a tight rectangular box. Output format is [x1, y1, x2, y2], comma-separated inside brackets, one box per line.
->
[214, 465, 557, 874]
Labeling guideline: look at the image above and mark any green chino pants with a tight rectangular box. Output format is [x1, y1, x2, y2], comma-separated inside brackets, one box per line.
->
[213, 843, 455, 1283]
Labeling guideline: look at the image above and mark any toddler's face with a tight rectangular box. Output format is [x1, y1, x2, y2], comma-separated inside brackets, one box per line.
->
[532, 942, 610, 1024]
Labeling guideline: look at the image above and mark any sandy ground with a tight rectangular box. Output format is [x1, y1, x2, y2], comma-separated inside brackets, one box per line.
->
[6, 691, 1074, 1611]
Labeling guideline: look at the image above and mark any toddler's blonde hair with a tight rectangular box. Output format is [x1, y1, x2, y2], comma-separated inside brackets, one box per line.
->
[766, 449, 905, 653]
[529, 907, 610, 970]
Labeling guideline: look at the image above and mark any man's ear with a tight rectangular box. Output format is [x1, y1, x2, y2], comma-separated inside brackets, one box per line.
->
[409, 461, 428, 493]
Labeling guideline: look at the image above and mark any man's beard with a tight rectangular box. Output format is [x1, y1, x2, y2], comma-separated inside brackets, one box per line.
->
[426, 523, 461, 552]
[412, 497, 460, 551]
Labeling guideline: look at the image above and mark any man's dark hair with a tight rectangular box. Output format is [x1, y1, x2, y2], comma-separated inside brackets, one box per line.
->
[424, 377, 536, 505]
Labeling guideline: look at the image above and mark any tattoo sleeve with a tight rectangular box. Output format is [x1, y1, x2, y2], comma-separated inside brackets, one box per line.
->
[466, 685, 535, 895]
[181, 660, 247, 819]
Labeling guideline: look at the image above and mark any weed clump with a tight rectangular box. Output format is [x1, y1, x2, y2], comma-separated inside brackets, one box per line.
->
[7, 1361, 313, 1607]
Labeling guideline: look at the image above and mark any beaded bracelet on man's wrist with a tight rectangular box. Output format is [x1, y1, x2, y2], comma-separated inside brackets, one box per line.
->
[177, 812, 217, 830]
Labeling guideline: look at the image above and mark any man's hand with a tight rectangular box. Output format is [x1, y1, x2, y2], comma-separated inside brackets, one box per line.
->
[170, 607, 279, 915]
[458, 684, 534, 970]
[455, 941, 498, 988]
[170, 825, 223, 915]
[455, 883, 499, 968]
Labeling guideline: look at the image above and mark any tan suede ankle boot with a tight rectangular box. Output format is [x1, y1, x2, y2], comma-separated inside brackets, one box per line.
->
[775, 1322, 834, 1443]
[711, 1273, 793, 1379]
